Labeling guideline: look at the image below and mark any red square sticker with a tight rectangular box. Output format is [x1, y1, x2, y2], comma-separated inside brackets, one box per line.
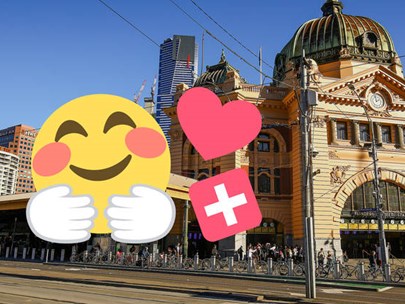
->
[189, 168, 262, 242]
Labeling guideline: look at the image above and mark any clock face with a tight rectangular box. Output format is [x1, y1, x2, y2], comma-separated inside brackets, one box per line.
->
[368, 93, 386, 110]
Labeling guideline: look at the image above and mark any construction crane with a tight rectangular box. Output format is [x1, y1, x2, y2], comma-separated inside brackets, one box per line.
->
[151, 74, 157, 101]
[134, 79, 146, 103]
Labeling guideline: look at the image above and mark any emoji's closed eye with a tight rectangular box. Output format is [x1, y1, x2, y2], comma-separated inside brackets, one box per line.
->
[55, 120, 88, 142]
[104, 112, 136, 133]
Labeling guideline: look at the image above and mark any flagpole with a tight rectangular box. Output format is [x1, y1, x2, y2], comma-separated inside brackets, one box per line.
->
[259, 47, 263, 85]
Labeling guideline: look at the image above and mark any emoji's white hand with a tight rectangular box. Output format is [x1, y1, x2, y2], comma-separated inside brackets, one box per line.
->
[106, 184, 176, 243]
[26, 185, 96, 243]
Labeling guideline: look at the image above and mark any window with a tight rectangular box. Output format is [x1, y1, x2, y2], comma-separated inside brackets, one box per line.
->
[345, 181, 405, 211]
[337, 121, 348, 140]
[359, 123, 370, 141]
[190, 145, 196, 155]
[381, 126, 391, 143]
[258, 134, 270, 152]
[258, 174, 270, 193]
[274, 168, 281, 195]
[403, 127, 405, 145]
[258, 141, 270, 152]
[258, 167, 271, 193]
[251, 133, 281, 153]
[249, 167, 255, 189]
[273, 140, 280, 152]
[401, 188, 405, 212]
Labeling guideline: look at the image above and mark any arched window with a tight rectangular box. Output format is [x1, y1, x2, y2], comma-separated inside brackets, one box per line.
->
[197, 174, 209, 181]
[344, 181, 405, 212]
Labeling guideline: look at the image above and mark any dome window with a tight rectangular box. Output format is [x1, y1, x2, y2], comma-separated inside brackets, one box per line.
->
[358, 31, 380, 51]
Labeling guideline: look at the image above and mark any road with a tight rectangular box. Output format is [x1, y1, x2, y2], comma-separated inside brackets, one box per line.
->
[0, 261, 404, 303]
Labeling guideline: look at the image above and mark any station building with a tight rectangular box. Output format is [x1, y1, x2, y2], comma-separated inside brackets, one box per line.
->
[165, 0, 405, 258]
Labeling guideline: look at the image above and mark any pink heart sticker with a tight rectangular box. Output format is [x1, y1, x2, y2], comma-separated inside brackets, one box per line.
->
[178, 87, 262, 160]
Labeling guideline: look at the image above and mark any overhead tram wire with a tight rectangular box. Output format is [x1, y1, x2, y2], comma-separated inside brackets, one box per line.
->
[168, 0, 297, 90]
[189, 0, 276, 72]
[97, 0, 160, 48]
[97, 0, 293, 89]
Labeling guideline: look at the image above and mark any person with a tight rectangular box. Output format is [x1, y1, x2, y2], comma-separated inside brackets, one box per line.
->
[176, 242, 182, 257]
[116, 247, 124, 263]
[278, 248, 284, 261]
[167, 246, 174, 256]
[317, 248, 325, 267]
[343, 250, 349, 263]
[376, 245, 382, 267]
[369, 250, 377, 268]
[92, 242, 101, 254]
[211, 245, 219, 258]
[129, 244, 136, 254]
[248, 245, 257, 262]
[128, 245, 137, 264]
[237, 246, 244, 261]
[326, 250, 333, 267]
[142, 246, 150, 259]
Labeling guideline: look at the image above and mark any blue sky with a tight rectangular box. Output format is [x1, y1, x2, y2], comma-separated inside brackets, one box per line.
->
[1, 0, 404, 130]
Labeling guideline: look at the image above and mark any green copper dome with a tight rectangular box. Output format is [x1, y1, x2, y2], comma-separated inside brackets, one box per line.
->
[194, 50, 245, 87]
[274, 0, 398, 82]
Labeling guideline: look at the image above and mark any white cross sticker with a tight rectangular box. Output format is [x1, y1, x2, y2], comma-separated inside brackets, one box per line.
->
[204, 183, 248, 226]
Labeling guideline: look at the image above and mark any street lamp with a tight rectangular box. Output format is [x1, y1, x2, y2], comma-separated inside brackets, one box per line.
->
[183, 200, 190, 258]
[348, 83, 389, 280]
[300, 52, 316, 299]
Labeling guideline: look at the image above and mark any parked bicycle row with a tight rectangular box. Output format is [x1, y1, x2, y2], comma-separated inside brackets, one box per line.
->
[68, 249, 405, 284]
[1, 245, 404, 284]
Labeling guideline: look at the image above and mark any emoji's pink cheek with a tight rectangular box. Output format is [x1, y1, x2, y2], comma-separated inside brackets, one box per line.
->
[126, 128, 166, 158]
[33, 142, 71, 176]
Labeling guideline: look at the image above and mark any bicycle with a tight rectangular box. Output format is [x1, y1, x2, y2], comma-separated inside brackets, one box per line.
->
[70, 251, 90, 263]
[364, 265, 385, 281]
[316, 262, 341, 279]
[339, 263, 361, 280]
[293, 263, 305, 276]
[273, 260, 289, 276]
[391, 267, 405, 283]
[254, 260, 268, 274]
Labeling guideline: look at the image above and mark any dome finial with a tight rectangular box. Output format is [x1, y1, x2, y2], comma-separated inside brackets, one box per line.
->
[321, 0, 344, 16]
[219, 49, 226, 63]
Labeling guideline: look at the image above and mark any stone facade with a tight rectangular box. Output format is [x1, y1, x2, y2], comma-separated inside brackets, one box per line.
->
[164, 1, 405, 258]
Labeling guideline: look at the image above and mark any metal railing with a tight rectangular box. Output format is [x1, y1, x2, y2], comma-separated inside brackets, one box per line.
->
[2, 247, 405, 284]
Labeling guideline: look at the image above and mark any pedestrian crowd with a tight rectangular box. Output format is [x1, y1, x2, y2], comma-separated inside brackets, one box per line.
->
[223, 243, 305, 262]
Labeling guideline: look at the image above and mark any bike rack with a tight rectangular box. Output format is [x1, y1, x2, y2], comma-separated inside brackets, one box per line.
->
[267, 258, 273, 275]
[228, 256, 234, 273]
[193, 253, 199, 271]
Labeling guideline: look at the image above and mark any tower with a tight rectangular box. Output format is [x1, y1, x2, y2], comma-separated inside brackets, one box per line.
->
[156, 35, 198, 145]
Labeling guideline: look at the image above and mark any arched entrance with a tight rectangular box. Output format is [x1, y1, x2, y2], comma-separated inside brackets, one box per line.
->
[246, 218, 284, 246]
[339, 173, 405, 258]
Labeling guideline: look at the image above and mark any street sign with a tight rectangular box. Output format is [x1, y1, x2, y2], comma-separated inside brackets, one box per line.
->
[359, 208, 377, 212]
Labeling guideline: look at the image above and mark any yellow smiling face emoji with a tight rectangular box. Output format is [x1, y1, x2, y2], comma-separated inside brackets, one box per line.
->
[31, 94, 171, 234]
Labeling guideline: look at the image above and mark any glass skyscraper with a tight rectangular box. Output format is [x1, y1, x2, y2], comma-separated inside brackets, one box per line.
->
[156, 35, 198, 145]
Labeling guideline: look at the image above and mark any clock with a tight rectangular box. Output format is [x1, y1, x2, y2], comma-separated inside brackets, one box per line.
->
[368, 93, 386, 111]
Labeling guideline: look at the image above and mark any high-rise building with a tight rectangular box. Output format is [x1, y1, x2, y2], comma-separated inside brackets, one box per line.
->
[0, 150, 19, 195]
[0, 125, 37, 194]
[156, 35, 198, 144]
